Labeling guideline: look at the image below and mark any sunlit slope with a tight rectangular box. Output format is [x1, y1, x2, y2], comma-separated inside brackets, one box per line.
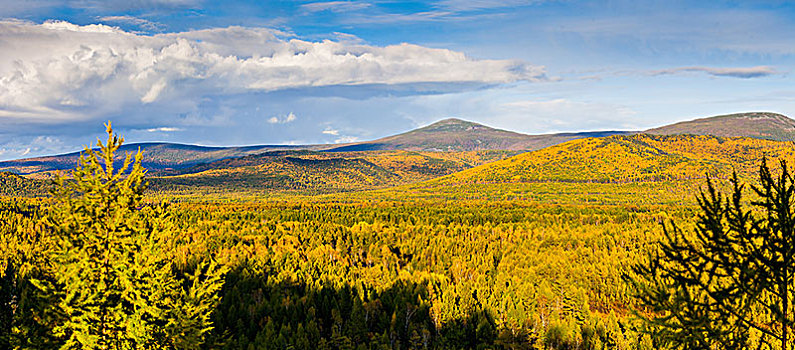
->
[149, 150, 516, 194]
[429, 134, 795, 185]
[0, 172, 49, 196]
[647, 112, 795, 141]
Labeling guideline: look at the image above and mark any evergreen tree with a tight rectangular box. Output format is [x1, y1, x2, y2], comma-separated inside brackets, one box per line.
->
[36, 122, 225, 349]
[628, 158, 795, 349]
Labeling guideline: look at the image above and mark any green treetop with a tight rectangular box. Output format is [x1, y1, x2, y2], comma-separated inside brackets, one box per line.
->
[38, 122, 225, 350]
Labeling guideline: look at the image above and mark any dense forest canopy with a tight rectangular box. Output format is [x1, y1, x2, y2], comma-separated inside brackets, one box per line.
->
[2, 125, 794, 349]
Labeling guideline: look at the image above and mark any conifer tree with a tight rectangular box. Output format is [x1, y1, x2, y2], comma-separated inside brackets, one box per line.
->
[629, 158, 795, 349]
[37, 122, 225, 349]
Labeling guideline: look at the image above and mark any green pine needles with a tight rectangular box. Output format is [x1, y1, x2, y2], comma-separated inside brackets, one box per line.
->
[629, 158, 795, 349]
[36, 123, 226, 349]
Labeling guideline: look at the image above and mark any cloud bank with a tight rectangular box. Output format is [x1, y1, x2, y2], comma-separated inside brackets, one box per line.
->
[651, 66, 779, 79]
[0, 20, 546, 123]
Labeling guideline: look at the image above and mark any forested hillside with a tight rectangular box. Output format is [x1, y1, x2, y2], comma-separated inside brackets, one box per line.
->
[434, 134, 795, 185]
[5, 122, 795, 349]
[0, 172, 49, 196]
[148, 150, 518, 196]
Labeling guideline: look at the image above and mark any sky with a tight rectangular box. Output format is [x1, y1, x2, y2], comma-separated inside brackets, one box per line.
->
[0, 0, 794, 160]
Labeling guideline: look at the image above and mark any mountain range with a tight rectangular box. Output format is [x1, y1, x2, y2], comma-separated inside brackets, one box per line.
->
[325, 118, 630, 152]
[0, 117, 631, 176]
[646, 112, 795, 140]
[2, 111, 794, 196]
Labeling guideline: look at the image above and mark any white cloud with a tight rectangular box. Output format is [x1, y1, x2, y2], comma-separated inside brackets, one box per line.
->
[145, 127, 182, 132]
[267, 112, 298, 124]
[0, 135, 69, 160]
[334, 136, 358, 143]
[322, 128, 339, 135]
[0, 20, 545, 123]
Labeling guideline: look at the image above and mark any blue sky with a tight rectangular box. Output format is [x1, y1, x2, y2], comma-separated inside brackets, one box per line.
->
[0, 0, 793, 160]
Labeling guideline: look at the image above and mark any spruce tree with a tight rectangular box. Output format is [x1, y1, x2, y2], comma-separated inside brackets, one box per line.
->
[37, 122, 225, 349]
[628, 158, 795, 349]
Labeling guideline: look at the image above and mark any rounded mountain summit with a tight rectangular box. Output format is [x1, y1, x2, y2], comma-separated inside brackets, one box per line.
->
[646, 112, 795, 141]
[327, 118, 629, 152]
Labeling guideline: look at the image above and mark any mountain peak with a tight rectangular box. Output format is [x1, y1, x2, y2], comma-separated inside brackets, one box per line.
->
[417, 118, 486, 132]
[710, 112, 792, 122]
[647, 112, 795, 141]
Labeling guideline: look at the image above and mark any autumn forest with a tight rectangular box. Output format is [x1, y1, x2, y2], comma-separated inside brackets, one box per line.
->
[1, 113, 795, 349]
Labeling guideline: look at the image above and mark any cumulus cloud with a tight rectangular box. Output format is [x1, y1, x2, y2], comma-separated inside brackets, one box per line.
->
[650, 66, 779, 79]
[0, 20, 545, 124]
[320, 126, 357, 144]
[267, 112, 298, 124]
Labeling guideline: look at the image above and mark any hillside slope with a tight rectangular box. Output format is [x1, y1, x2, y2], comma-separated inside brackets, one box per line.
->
[646, 112, 795, 141]
[150, 150, 516, 195]
[0, 172, 49, 196]
[429, 134, 795, 186]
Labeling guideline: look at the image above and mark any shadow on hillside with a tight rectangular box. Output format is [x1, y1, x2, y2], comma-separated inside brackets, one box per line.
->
[208, 264, 504, 349]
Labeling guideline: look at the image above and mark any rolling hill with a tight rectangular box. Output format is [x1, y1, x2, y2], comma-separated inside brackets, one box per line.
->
[427, 133, 795, 186]
[5, 112, 795, 196]
[326, 118, 630, 152]
[646, 112, 795, 140]
[353, 133, 795, 206]
[0, 171, 49, 196]
[149, 149, 516, 195]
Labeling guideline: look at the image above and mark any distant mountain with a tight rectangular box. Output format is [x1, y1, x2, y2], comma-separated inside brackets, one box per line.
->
[0, 118, 629, 177]
[646, 112, 795, 141]
[326, 118, 630, 152]
[427, 134, 795, 186]
[0, 142, 313, 176]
